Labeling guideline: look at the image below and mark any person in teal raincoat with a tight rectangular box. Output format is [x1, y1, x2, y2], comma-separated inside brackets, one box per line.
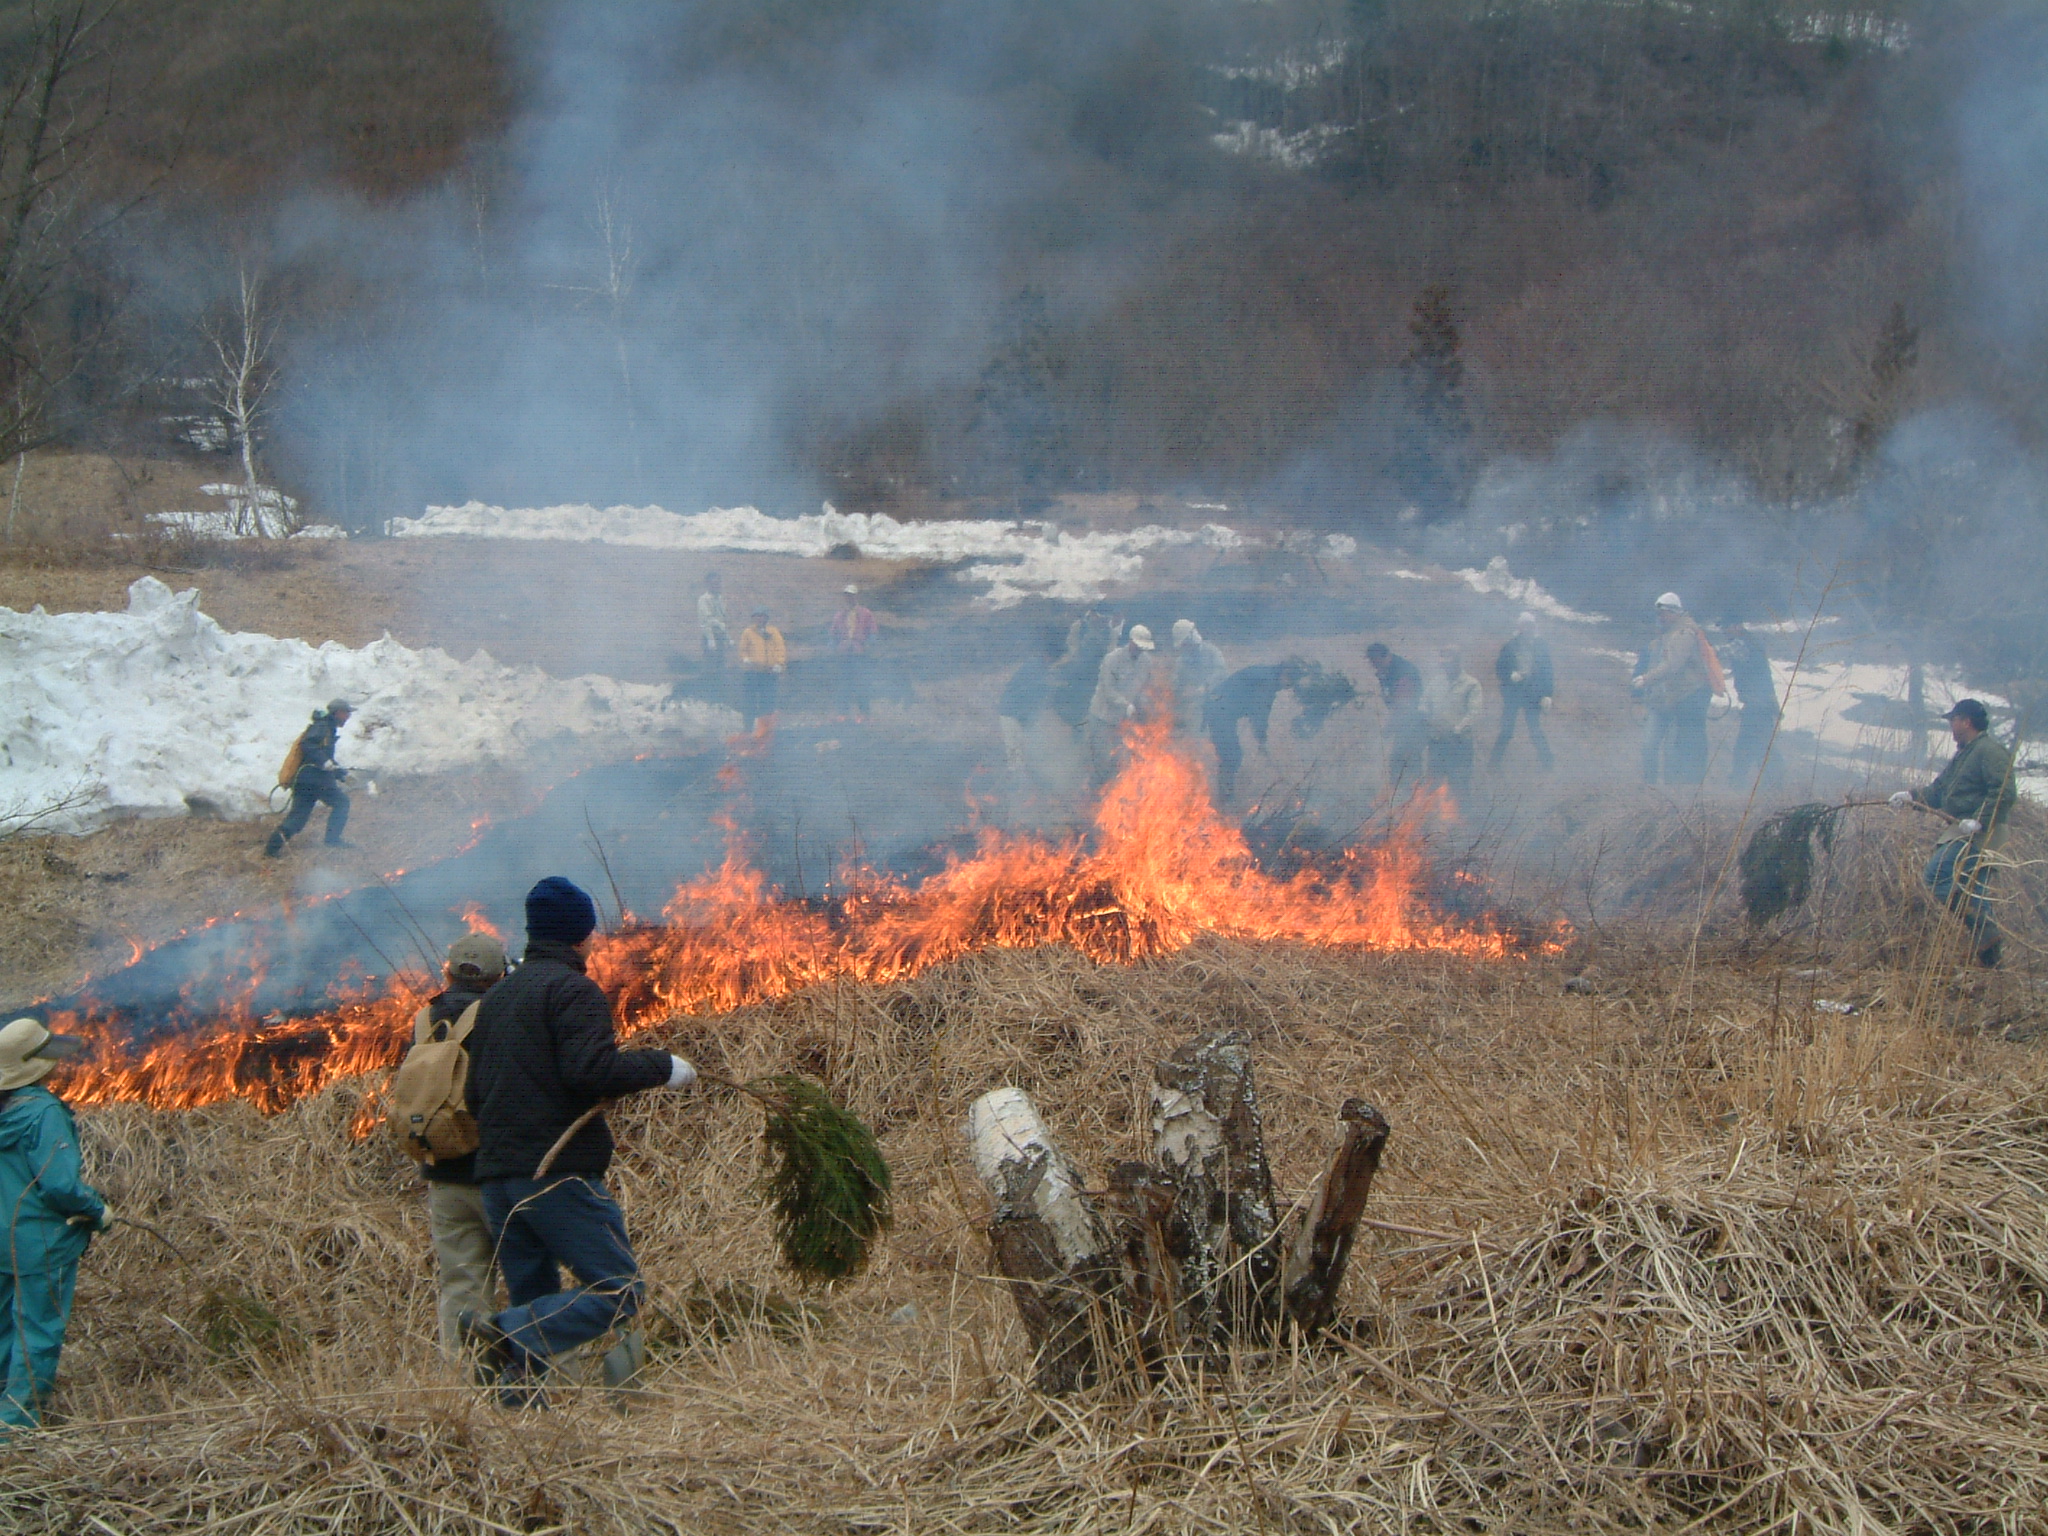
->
[0, 1017, 106, 1432]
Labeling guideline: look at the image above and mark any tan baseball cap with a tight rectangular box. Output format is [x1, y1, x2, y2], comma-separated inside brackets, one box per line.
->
[444, 932, 508, 987]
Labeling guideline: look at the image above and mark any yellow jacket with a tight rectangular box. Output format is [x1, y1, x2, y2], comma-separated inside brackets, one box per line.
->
[739, 625, 787, 671]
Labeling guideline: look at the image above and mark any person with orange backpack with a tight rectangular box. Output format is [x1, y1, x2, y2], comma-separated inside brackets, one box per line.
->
[266, 699, 354, 857]
[388, 932, 509, 1358]
[1631, 594, 1725, 786]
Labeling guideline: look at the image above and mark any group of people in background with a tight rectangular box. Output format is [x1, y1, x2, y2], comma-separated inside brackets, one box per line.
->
[992, 589, 1803, 824]
[695, 571, 879, 729]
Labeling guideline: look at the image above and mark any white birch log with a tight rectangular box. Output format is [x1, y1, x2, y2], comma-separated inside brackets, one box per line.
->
[968, 1087, 1116, 1390]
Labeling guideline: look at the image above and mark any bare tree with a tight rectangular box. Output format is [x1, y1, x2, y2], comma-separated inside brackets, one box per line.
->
[196, 262, 299, 536]
[0, 3, 134, 468]
[548, 186, 644, 499]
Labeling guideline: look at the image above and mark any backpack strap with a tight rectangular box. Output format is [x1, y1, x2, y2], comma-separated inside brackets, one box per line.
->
[445, 999, 483, 1046]
[412, 1004, 435, 1047]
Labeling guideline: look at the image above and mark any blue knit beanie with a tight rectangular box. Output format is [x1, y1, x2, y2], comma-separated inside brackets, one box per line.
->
[526, 876, 598, 946]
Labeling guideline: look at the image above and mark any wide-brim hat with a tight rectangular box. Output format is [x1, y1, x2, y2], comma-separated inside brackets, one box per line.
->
[0, 1017, 87, 1091]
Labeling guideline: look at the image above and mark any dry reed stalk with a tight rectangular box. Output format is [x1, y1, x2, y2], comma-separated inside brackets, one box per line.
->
[4, 938, 2045, 1532]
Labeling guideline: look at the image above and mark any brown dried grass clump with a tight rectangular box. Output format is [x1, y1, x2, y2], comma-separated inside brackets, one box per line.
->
[6, 938, 2048, 1533]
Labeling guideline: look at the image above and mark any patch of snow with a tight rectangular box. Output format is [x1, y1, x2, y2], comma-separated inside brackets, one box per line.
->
[1379, 559, 1605, 621]
[388, 500, 1243, 608]
[0, 577, 735, 835]
[1769, 658, 2030, 794]
[1209, 42, 1348, 89]
[152, 510, 345, 541]
[1209, 120, 1347, 170]
[1745, 615, 1842, 634]
[153, 484, 323, 540]
[1443, 556, 1607, 623]
[162, 414, 231, 454]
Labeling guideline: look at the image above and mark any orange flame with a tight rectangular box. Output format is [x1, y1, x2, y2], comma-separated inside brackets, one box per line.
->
[54, 721, 1559, 1119]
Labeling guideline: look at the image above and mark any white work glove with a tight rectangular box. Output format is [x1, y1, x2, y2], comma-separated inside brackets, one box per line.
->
[1957, 819, 1982, 837]
[665, 1055, 698, 1090]
[1509, 671, 1524, 684]
[1889, 790, 1913, 809]
[1540, 696, 1553, 712]
[69, 1206, 113, 1233]
[1630, 676, 1645, 692]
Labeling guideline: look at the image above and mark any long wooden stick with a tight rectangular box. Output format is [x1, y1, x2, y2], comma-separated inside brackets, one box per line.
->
[531, 1071, 772, 1180]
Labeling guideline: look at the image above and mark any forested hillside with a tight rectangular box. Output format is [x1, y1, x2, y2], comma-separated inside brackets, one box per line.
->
[0, 1, 2026, 554]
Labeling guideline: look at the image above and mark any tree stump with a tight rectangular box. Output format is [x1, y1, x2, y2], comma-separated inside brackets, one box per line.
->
[967, 1031, 1391, 1390]
[966, 1087, 1121, 1392]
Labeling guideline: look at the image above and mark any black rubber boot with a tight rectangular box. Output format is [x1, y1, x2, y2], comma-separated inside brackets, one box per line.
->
[263, 831, 286, 857]
[1977, 938, 2003, 970]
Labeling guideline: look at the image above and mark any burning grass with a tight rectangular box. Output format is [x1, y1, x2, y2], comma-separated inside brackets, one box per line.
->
[49, 720, 1552, 1118]
[12, 937, 2048, 1532]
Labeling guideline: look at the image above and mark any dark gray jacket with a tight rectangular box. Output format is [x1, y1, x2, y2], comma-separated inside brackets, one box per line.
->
[465, 941, 671, 1181]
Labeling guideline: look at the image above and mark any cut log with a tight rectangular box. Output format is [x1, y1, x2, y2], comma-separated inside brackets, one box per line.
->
[1149, 1029, 1281, 1342]
[1279, 1098, 1391, 1337]
[967, 1087, 1118, 1392]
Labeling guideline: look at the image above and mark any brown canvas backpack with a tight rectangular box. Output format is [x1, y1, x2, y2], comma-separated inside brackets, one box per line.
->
[388, 1000, 482, 1164]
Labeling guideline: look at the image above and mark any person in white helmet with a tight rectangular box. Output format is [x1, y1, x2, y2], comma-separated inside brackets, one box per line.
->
[1632, 593, 1721, 785]
[1086, 623, 1158, 787]
[829, 584, 879, 720]
[1168, 619, 1226, 737]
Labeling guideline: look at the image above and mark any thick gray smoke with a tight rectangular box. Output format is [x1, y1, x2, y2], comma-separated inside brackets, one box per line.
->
[263, 0, 1209, 520]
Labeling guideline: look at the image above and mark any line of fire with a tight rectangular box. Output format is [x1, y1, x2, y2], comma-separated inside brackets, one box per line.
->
[41, 716, 1561, 1121]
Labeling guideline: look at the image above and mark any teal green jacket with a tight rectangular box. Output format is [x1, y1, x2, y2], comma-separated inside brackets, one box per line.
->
[0, 1085, 104, 1274]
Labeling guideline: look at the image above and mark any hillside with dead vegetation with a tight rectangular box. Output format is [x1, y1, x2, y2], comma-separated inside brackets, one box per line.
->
[8, 934, 2047, 1532]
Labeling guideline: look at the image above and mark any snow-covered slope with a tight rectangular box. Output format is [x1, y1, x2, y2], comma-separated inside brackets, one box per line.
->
[0, 578, 734, 835]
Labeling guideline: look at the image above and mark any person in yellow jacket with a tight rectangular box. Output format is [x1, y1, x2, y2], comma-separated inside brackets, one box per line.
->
[738, 609, 787, 727]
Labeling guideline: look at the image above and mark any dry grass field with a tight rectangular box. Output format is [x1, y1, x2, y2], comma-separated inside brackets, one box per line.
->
[6, 921, 2045, 1533]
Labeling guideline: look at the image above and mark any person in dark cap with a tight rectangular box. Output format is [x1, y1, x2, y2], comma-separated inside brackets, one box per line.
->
[415, 931, 508, 1359]
[0, 1017, 105, 1433]
[459, 877, 696, 1401]
[266, 698, 355, 857]
[1890, 698, 2018, 967]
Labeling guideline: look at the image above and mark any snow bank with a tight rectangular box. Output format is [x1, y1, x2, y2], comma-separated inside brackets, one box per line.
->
[386, 500, 1241, 607]
[1383, 557, 1607, 623]
[0, 578, 735, 835]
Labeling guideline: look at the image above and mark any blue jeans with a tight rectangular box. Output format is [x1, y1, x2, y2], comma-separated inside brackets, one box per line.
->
[1925, 839, 1997, 947]
[482, 1177, 643, 1373]
[276, 773, 349, 844]
[1, 1264, 79, 1430]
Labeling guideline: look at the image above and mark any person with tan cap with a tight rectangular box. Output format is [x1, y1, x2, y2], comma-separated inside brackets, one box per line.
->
[0, 1017, 106, 1432]
[1086, 622, 1158, 787]
[414, 932, 509, 1358]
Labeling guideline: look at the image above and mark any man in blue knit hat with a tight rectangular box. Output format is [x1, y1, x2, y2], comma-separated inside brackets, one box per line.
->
[459, 876, 696, 1399]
